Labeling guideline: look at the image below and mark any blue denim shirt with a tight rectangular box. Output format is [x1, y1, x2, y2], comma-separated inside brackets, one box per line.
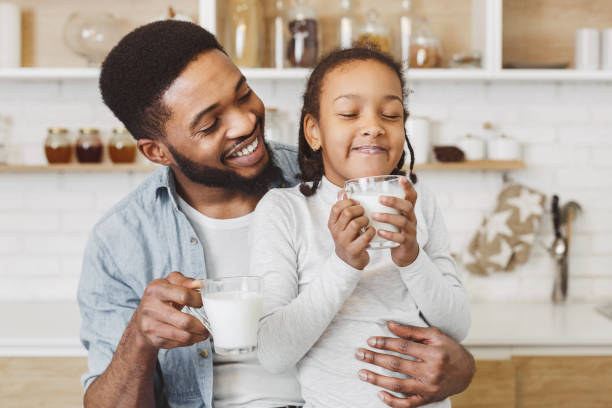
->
[78, 143, 300, 407]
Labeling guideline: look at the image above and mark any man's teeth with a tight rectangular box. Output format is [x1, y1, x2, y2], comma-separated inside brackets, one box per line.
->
[232, 138, 259, 157]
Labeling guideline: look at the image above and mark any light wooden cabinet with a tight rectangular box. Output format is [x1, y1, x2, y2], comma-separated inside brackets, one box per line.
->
[452, 356, 612, 408]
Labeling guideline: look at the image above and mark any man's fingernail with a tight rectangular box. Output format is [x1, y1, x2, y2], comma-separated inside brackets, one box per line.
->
[355, 350, 365, 360]
[358, 371, 368, 381]
[378, 392, 386, 402]
[367, 337, 376, 347]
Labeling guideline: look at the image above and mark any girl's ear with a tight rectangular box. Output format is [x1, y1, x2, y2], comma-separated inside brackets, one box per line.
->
[303, 113, 321, 152]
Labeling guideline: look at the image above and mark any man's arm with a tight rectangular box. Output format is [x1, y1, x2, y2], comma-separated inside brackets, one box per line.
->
[82, 271, 208, 408]
[355, 322, 476, 408]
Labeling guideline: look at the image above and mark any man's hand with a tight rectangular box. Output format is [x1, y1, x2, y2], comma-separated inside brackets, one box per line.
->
[328, 191, 375, 270]
[355, 322, 475, 408]
[133, 271, 209, 350]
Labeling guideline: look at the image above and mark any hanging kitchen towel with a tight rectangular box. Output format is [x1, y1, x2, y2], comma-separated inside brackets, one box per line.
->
[463, 184, 546, 275]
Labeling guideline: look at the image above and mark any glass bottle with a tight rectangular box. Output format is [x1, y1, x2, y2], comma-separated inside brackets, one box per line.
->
[399, 0, 413, 68]
[287, 0, 319, 68]
[108, 127, 137, 163]
[44, 127, 73, 164]
[76, 128, 103, 163]
[355, 8, 391, 53]
[227, 0, 262, 67]
[338, 0, 355, 49]
[269, 0, 288, 68]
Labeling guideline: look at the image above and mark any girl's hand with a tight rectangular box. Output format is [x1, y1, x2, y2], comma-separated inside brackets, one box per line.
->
[328, 191, 375, 270]
[371, 177, 419, 267]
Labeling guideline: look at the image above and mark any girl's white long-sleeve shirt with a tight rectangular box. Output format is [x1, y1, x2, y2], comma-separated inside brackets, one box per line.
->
[248, 177, 471, 408]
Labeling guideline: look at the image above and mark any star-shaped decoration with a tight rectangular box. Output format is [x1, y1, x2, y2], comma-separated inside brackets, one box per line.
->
[484, 209, 514, 244]
[506, 188, 544, 224]
[488, 238, 514, 269]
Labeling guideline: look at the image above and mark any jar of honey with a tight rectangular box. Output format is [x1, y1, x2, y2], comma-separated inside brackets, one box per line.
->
[108, 127, 137, 163]
[76, 128, 103, 163]
[44, 127, 73, 164]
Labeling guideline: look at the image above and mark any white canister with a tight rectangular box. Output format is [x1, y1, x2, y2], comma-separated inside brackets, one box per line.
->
[575, 28, 600, 70]
[457, 134, 485, 161]
[0, 3, 21, 68]
[602, 28, 612, 70]
[487, 134, 521, 161]
[405, 116, 430, 164]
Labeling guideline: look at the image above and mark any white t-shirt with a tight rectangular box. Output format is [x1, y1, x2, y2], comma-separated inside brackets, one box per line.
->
[178, 196, 303, 408]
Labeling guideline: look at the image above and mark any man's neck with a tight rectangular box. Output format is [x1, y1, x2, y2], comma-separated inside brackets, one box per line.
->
[173, 170, 262, 219]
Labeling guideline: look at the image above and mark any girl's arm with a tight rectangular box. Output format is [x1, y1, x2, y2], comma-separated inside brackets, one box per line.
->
[398, 186, 471, 342]
[248, 190, 363, 374]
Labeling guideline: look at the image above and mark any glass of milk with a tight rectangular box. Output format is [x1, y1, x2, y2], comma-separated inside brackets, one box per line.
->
[187, 276, 263, 355]
[344, 175, 406, 250]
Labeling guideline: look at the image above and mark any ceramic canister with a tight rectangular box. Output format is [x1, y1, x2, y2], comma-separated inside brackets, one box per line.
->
[487, 134, 521, 161]
[405, 116, 431, 164]
[0, 3, 21, 68]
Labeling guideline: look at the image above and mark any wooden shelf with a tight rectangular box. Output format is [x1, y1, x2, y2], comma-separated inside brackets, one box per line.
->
[0, 164, 158, 173]
[413, 160, 525, 171]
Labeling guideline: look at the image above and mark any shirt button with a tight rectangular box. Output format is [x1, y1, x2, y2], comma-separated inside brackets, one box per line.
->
[190, 237, 198, 245]
[199, 349, 209, 358]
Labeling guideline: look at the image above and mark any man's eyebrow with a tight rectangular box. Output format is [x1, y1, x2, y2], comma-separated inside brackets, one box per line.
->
[189, 76, 247, 132]
[189, 103, 220, 132]
[235, 75, 246, 92]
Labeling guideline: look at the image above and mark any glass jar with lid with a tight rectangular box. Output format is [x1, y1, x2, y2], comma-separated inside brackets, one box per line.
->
[409, 19, 443, 68]
[287, 0, 319, 68]
[108, 127, 137, 163]
[44, 127, 73, 164]
[76, 128, 103, 163]
[270, 0, 289, 68]
[398, 0, 414, 68]
[355, 8, 391, 53]
[227, 0, 262, 67]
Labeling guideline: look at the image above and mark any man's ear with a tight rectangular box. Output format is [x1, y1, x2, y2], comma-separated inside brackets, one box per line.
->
[303, 114, 321, 152]
[137, 139, 173, 166]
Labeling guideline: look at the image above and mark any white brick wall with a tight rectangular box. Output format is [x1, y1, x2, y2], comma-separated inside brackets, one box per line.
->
[1, 78, 611, 303]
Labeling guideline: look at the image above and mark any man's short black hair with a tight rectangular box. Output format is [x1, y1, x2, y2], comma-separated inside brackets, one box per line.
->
[99, 20, 225, 140]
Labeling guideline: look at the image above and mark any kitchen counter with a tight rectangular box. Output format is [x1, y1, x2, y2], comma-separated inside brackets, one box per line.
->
[1, 302, 611, 358]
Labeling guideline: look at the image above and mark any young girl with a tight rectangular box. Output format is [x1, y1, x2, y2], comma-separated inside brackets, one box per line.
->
[249, 47, 470, 407]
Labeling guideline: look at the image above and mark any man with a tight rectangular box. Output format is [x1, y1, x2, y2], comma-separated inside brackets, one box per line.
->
[78, 20, 475, 408]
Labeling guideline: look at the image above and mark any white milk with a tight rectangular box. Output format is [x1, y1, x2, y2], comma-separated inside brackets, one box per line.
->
[203, 291, 263, 351]
[351, 191, 404, 245]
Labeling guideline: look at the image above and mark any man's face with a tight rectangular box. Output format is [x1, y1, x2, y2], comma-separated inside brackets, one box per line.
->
[160, 50, 276, 193]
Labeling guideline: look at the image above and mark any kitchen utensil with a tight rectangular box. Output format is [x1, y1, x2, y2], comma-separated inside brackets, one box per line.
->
[550, 195, 568, 303]
[0, 3, 21, 68]
[575, 28, 600, 70]
[560, 201, 582, 249]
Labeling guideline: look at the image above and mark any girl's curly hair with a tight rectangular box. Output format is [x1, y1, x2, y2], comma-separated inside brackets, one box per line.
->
[297, 46, 417, 197]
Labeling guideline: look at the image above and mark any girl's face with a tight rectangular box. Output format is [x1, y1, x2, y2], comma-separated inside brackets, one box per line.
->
[305, 59, 406, 186]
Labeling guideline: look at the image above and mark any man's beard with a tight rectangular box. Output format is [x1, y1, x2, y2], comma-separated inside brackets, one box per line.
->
[166, 141, 282, 197]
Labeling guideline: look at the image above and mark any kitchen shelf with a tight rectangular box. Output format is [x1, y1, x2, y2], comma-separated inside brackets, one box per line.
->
[0, 164, 158, 173]
[413, 160, 525, 171]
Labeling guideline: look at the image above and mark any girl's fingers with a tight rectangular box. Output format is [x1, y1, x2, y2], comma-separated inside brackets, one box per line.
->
[399, 177, 418, 207]
[371, 213, 412, 231]
[328, 199, 358, 227]
[335, 204, 365, 232]
[345, 215, 370, 239]
[378, 196, 416, 223]
[348, 226, 376, 252]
